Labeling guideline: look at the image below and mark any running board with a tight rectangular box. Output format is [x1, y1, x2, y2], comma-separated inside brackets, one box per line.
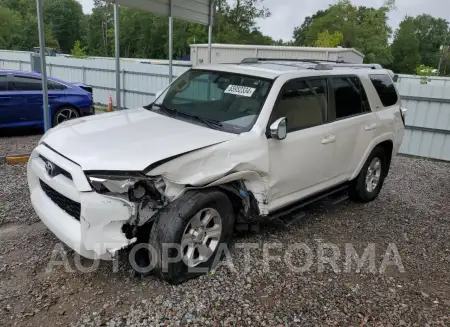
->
[269, 183, 349, 226]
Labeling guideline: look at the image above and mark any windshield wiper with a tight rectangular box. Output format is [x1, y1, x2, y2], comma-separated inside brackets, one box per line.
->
[182, 113, 223, 130]
[148, 103, 223, 130]
[149, 103, 178, 116]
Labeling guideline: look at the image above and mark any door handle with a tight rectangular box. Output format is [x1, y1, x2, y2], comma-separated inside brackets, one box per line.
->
[321, 135, 336, 144]
[364, 123, 377, 131]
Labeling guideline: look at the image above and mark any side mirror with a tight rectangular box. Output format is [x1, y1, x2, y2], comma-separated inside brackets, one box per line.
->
[393, 74, 399, 82]
[270, 117, 287, 140]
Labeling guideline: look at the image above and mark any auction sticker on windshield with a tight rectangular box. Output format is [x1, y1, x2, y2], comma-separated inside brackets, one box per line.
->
[224, 85, 256, 97]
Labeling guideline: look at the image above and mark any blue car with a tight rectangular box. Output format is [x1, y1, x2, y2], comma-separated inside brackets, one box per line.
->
[0, 70, 94, 129]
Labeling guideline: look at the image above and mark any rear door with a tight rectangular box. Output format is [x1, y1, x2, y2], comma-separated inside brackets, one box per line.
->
[10, 75, 44, 124]
[328, 76, 378, 180]
[0, 73, 16, 126]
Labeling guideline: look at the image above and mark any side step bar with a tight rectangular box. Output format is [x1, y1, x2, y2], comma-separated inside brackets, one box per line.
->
[269, 184, 349, 227]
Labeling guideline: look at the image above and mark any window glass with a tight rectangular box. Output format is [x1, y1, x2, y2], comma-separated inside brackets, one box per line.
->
[271, 79, 327, 132]
[153, 69, 273, 134]
[49, 80, 67, 90]
[332, 76, 369, 119]
[369, 74, 398, 107]
[0, 75, 7, 91]
[13, 76, 42, 91]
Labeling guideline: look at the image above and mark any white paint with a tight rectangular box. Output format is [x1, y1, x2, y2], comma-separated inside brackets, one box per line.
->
[27, 62, 404, 259]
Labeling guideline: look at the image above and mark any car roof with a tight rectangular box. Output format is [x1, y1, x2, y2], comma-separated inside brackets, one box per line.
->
[0, 69, 70, 85]
[194, 60, 392, 80]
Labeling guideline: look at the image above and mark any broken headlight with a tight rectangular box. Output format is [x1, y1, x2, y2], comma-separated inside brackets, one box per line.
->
[86, 173, 166, 204]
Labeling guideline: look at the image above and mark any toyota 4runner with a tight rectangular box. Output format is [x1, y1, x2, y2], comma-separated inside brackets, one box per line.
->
[27, 58, 405, 284]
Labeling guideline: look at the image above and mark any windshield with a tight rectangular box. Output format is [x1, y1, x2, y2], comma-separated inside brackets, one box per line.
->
[151, 69, 273, 133]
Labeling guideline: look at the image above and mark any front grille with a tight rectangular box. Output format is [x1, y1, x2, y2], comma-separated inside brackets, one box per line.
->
[40, 180, 80, 221]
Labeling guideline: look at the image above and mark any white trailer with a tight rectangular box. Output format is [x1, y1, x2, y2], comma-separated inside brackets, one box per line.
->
[190, 44, 364, 65]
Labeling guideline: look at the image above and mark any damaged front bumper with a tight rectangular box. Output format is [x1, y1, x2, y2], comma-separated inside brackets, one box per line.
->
[27, 145, 140, 260]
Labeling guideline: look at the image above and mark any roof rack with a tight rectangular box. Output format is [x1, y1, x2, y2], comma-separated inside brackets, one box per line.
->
[240, 57, 349, 64]
[240, 58, 383, 70]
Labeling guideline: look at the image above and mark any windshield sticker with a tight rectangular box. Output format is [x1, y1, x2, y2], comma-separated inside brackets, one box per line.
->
[224, 85, 256, 97]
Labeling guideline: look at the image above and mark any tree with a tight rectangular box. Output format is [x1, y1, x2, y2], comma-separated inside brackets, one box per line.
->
[292, 0, 394, 65]
[410, 14, 449, 68]
[314, 30, 343, 47]
[390, 18, 421, 74]
[0, 6, 23, 49]
[71, 40, 87, 58]
[293, 9, 329, 46]
[43, 0, 85, 53]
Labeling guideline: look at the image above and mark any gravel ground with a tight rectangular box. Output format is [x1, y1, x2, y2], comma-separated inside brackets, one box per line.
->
[0, 156, 449, 327]
[0, 133, 42, 156]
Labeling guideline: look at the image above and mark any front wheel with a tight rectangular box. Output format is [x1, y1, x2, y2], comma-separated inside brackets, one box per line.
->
[146, 189, 235, 284]
[349, 146, 388, 203]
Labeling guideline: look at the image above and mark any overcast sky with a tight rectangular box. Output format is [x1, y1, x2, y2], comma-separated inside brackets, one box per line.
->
[78, 0, 450, 41]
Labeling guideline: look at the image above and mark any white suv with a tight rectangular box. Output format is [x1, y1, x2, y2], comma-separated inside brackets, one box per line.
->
[27, 59, 405, 284]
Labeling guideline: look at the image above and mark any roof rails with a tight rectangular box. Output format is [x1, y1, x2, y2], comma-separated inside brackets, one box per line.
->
[240, 57, 348, 64]
[240, 58, 383, 70]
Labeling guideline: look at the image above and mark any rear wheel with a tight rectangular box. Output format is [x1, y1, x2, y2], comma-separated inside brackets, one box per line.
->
[349, 146, 388, 203]
[53, 107, 79, 126]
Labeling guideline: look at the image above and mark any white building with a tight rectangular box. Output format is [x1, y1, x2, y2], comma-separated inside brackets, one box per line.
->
[190, 44, 364, 65]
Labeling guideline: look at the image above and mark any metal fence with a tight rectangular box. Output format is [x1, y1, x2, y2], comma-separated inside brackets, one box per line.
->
[396, 81, 450, 161]
[0, 51, 449, 161]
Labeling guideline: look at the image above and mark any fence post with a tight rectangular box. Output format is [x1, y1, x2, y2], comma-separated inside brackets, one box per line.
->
[48, 63, 52, 76]
[19, 60, 22, 71]
[122, 69, 126, 108]
[82, 66, 86, 83]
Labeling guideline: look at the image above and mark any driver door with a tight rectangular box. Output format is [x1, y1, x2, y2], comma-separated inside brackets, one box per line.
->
[267, 78, 335, 211]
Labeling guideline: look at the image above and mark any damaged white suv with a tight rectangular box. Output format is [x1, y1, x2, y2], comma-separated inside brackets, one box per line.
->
[28, 59, 405, 284]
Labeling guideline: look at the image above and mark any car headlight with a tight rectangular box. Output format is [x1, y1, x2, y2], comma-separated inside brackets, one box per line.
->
[86, 173, 166, 204]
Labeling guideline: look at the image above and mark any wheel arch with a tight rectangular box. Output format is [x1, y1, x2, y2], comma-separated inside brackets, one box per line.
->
[173, 170, 269, 218]
[52, 104, 81, 126]
[350, 134, 394, 180]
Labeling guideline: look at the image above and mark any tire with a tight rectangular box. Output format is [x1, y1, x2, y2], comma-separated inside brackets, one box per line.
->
[53, 106, 79, 126]
[146, 189, 235, 285]
[349, 146, 388, 203]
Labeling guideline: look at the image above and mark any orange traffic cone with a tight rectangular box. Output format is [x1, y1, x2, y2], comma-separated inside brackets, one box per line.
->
[107, 94, 113, 112]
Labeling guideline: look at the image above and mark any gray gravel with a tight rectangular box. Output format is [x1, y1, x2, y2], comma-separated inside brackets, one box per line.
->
[0, 156, 449, 327]
[0, 134, 42, 156]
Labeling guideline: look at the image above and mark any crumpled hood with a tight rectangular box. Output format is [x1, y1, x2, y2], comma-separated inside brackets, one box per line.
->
[41, 108, 237, 171]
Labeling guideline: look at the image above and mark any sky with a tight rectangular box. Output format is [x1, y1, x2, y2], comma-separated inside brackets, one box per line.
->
[78, 0, 450, 41]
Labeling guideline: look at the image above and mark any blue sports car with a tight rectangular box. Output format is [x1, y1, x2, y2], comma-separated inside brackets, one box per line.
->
[0, 69, 95, 129]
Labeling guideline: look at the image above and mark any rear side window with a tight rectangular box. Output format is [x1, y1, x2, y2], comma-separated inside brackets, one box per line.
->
[13, 76, 42, 91]
[49, 80, 67, 90]
[369, 74, 398, 107]
[332, 76, 370, 119]
[0, 75, 7, 91]
[271, 78, 327, 132]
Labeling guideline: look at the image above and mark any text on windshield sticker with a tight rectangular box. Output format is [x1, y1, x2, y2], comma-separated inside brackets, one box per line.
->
[224, 85, 256, 97]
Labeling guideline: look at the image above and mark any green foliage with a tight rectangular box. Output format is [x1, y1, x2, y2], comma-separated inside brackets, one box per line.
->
[412, 15, 449, 68]
[71, 40, 87, 58]
[43, 0, 84, 53]
[292, 0, 394, 65]
[416, 64, 436, 84]
[0, 5, 23, 49]
[390, 15, 449, 74]
[314, 30, 343, 47]
[390, 17, 421, 74]
[0, 0, 60, 51]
